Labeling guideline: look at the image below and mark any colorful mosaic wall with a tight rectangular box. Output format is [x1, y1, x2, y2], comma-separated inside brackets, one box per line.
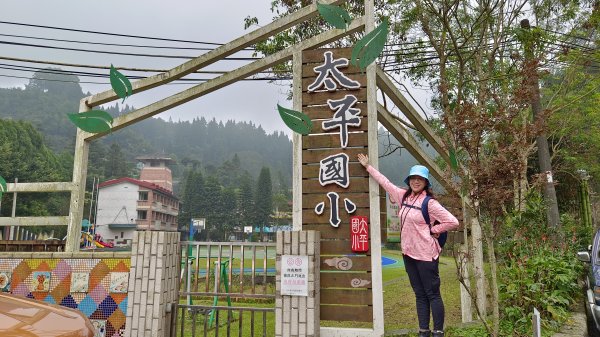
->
[0, 258, 130, 337]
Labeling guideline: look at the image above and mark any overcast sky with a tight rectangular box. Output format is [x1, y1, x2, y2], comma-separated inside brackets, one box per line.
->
[0, 0, 299, 135]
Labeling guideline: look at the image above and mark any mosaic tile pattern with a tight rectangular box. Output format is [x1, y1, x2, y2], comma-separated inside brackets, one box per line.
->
[0, 258, 130, 337]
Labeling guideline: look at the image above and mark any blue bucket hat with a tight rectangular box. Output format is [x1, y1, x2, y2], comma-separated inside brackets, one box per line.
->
[403, 165, 432, 188]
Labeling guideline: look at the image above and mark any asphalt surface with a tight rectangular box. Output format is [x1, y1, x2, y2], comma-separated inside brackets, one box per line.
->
[552, 312, 587, 337]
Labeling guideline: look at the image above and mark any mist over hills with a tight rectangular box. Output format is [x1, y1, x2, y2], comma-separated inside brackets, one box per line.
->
[0, 71, 438, 191]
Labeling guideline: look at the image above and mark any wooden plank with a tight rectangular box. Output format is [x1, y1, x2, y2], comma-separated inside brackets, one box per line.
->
[320, 255, 371, 271]
[307, 119, 368, 134]
[304, 224, 370, 240]
[86, 0, 348, 106]
[302, 178, 369, 193]
[321, 289, 372, 305]
[302, 148, 366, 164]
[303, 208, 370, 224]
[302, 163, 368, 179]
[302, 74, 366, 91]
[303, 48, 353, 63]
[302, 63, 364, 76]
[0, 216, 69, 227]
[302, 89, 367, 106]
[302, 193, 370, 209]
[377, 103, 459, 197]
[86, 16, 367, 140]
[321, 240, 369, 255]
[321, 305, 373, 322]
[321, 272, 372, 289]
[6, 182, 73, 193]
[303, 102, 368, 119]
[376, 67, 450, 165]
[302, 133, 368, 149]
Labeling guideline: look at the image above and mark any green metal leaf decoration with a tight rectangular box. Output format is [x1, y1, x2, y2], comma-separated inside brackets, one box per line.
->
[317, 2, 352, 29]
[277, 104, 313, 135]
[351, 18, 389, 71]
[449, 146, 459, 172]
[110, 65, 133, 102]
[68, 110, 113, 133]
[0, 175, 6, 200]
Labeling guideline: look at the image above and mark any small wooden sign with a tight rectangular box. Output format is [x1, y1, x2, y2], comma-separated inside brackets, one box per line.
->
[350, 215, 369, 252]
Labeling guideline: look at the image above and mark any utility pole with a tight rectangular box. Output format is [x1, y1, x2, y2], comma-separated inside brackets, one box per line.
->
[520, 19, 561, 228]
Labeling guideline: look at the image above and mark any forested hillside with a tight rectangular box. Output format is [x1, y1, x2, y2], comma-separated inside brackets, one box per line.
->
[0, 71, 432, 192]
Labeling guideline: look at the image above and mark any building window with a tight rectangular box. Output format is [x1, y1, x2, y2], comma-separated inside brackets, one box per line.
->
[137, 210, 147, 220]
[121, 232, 124, 238]
[139, 191, 148, 201]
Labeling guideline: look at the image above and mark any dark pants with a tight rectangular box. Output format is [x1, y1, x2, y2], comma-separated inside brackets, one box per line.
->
[403, 254, 444, 331]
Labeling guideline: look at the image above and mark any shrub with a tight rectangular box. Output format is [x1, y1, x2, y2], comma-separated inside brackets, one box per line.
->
[495, 192, 585, 335]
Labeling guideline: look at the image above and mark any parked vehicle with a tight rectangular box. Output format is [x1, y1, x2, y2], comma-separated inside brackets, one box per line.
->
[577, 229, 600, 337]
[0, 292, 94, 336]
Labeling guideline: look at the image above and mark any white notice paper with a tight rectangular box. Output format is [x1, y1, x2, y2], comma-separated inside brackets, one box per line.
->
[281, 255, 309, 296]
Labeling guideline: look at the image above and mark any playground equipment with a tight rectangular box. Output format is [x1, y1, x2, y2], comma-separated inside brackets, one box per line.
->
[183, 256, 234, 328]
[81, 231, 114, 249]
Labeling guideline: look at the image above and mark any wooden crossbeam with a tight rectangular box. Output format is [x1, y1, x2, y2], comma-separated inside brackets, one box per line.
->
[376, 103, 459, 197]
[5, 182, 73, 193]
[0, 216, 69, 227]
[85, 17, 366, 141]
[85, 0, 346, 107]
[376, 67, 451, 165]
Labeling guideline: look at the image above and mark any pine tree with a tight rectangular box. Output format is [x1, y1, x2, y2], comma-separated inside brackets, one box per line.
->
[254, 167, 272, 241]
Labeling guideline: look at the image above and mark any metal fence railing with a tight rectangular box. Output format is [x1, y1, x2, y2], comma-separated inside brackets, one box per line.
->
[172, 241, 276, 337]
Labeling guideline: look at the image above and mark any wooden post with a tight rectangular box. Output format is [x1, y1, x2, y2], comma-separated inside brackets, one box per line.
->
[470, 212, 486, 318]
[12, 178, 18, 240]
[65, 99, 91, 252]
[293, 51, 303, 232]
[365, 0, 384, 335]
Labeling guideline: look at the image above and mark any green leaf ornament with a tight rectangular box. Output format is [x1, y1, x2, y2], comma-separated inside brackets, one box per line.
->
[68, 110, 113, 133]
[317, 2, 352, 29]
[277, 104, 313, 135]
[351, 18, 389, 71]
[110, 65, 133, 102]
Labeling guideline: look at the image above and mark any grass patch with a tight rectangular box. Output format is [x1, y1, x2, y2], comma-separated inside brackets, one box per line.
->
[382, 253, 463, 332]
[177, 247, 468, 335]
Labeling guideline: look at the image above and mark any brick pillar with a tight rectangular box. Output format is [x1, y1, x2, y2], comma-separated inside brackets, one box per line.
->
[276, 230, 320, 337]
[125, 230, 180, 337]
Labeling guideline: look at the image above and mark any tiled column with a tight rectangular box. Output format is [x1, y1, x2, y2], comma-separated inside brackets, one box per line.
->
[276, 230, 320, 337]
[125, 230, 180, 337]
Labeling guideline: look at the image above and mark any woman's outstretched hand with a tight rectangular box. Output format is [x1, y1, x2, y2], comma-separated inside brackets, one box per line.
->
[357, 153, 369, 168]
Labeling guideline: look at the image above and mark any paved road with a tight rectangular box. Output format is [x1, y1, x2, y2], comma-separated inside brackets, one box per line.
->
[552, 312, 587, 337]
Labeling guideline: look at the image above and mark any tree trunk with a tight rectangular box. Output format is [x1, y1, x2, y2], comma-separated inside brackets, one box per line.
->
[470, 211, 487, 319]
[485, 230, 501, 336]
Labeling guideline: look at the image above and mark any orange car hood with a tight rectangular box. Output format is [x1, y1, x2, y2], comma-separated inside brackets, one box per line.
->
[0, 293, 94, 337]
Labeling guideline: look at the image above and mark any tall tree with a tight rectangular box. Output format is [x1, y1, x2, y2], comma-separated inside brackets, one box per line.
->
[237, 173, 255, 228]
[202, 176, 222, 241]
[104, 143, 130, 180]
[255, 167, 273, 241]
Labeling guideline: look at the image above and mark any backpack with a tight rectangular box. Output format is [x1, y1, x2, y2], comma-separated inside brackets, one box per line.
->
[401, 195, 448, 248]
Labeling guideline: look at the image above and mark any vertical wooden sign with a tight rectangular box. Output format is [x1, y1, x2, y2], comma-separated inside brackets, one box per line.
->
[301, 48, 373, 323]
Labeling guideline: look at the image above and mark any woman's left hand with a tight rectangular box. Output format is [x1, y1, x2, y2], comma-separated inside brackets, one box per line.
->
[432, 233, 440, 239]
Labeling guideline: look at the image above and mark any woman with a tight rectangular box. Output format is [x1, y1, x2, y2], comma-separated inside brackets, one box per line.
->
[357, 154, 458, 337]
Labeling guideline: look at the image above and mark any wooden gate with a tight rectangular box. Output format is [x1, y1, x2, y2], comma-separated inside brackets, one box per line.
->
[172, 241, 276, 337]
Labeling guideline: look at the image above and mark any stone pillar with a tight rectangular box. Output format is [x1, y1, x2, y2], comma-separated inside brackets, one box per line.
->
[125, 230, 180, 337]
[276, 230, 320, 337]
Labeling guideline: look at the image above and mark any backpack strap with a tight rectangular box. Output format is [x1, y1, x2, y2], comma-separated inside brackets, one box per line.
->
[422, 195, 432, 227]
